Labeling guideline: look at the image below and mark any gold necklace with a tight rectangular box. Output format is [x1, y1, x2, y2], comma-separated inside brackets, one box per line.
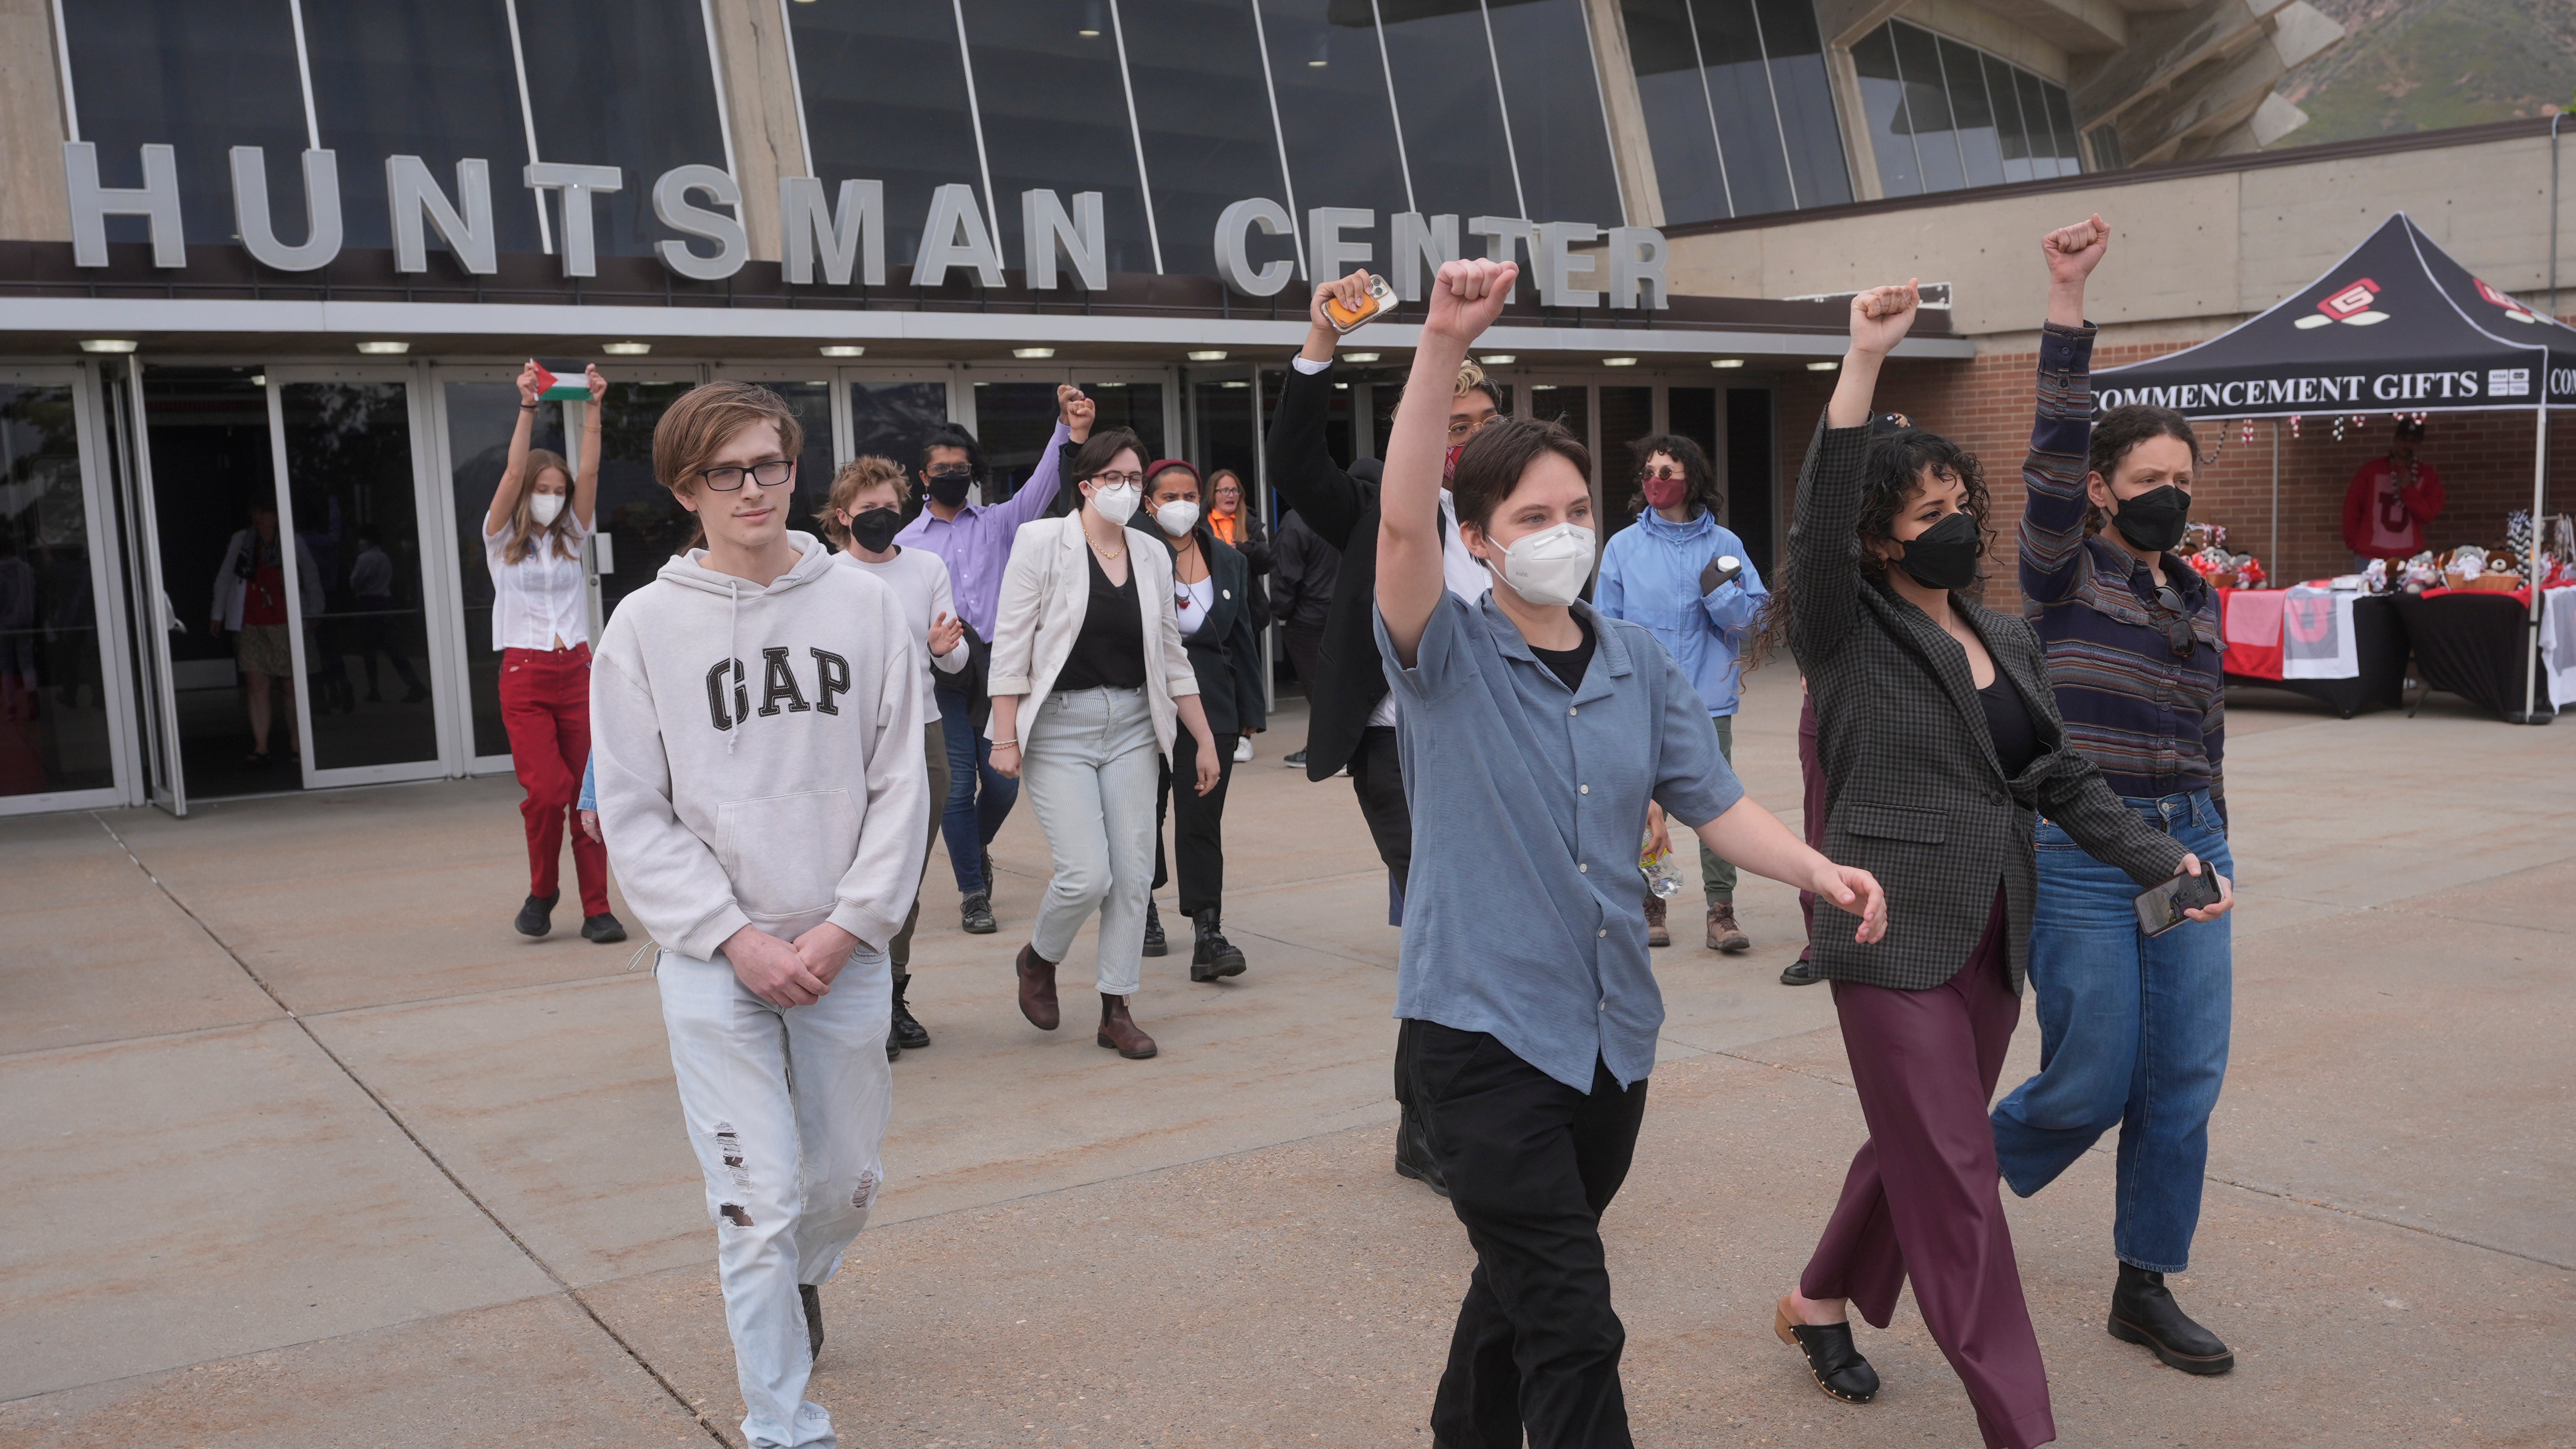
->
[1088, 534, 1125, 560]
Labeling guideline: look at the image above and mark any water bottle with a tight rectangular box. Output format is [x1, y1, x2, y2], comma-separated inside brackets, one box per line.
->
[1639, 845, 1683, 899]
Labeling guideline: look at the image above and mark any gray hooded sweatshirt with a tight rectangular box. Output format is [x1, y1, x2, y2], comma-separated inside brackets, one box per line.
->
[590, 531, 929, 960]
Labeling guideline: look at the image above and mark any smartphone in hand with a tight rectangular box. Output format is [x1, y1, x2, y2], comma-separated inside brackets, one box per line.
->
[1323, 276, 1398, 333]
[2134, 869, 2221, 936]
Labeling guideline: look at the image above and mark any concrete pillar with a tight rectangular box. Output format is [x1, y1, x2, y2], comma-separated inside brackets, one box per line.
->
[708, 0, 808, 263]
[0, 0, 70, 242]
[1580, 0, 1664, 229]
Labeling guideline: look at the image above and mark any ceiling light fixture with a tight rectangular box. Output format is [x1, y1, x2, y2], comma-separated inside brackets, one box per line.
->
[1602, 356, 1638, 367]
[1013, 347, 1055, 359]
[356, 340, 410, 355]
[820, 344, 866, 358]
[1079, 0, 1103, 36]
[1479, 354, 1515, 365]
[79, 339, 138, 354]
[1343, 351, 1381, 363]
[1187, 349, 1227, 361]
[602, 341, 652, 355]
[1711, 358, 1745, 369]
[1806, 360, 1839, 371]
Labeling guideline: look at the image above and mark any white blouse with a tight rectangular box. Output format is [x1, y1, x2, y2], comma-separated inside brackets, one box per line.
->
[484, 516, 591, 651]
[1174, 574, 1215, 640]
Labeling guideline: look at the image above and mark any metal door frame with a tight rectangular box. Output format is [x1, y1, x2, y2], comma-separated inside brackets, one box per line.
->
[106, 356, 185, 814]
[0, 362, 143, 817]
[263, 364, 452, 791]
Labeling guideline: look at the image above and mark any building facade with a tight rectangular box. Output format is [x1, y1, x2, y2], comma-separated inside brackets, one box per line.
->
[1, 0, 2565, 818]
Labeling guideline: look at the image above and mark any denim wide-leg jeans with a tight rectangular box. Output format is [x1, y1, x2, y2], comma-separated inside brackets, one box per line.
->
[1991, 788, 2233, 1273]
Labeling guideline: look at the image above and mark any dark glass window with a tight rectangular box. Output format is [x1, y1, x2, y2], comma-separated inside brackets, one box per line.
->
[1890, 23, 1961, 193]
[1848, 26, 1919, 198]
[515, 0, 729, 260]
[1123, 0, 1295, 280]
[1485, 0, 1624, 225]
[1598, 384, 1653, 533]
[593, 380, 700, 621]
[973, 381, 1164, 510]
[1696, 0, 1794, 218]
[959, 0, 1157, 276]
[787, 1, 985, 270]
[1620, 0, 1728, 224]
[2017, 69, 2063, 177]
[301, 0, 543, 257]
[1374, 4, 1519, 224]
[1753, 0, 1848, 206]
[2043, 84, 2083, 176]
[1989, 53, 2037, 184]
[1940, 37, 2004, 189]
[0, 383, 115, 796]
[1259, 0, 1411, 252]
[1724, 386, 1772, 577]
[62, 0, 310, 247]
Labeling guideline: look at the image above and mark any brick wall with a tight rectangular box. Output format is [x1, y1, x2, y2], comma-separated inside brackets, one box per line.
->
[1772, 342, 2574, 610]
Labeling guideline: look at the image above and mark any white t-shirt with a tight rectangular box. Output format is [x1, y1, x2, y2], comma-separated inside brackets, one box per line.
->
[1174, 574, 1215, 640]
[835, 545, 969, 718]
[484, 516, 591, 651]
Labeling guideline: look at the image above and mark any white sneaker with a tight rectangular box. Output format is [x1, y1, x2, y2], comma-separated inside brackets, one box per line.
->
[1234, 736, 1255, 763]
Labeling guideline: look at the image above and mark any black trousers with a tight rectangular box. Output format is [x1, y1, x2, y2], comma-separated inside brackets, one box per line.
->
[1282, 623, 1326, 698]
[1152, 728, 1239, 916]
[1411, 1021, 1649, 1449]
[1350, 724, 1423, 1110]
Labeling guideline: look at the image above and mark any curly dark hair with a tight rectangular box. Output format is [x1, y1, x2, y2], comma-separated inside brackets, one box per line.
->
[2085, 403, 2196, 534]
[1625, 432, 1725, 520]
[1750, 426, 1993, 670]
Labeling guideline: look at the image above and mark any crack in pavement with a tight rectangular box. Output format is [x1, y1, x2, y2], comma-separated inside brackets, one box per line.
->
[87, 813, 730, 1448]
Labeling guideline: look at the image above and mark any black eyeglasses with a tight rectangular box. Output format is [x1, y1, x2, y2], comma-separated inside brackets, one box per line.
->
[2150, 583, 2196, 659]
[924, 466, 974, 483]
[696, 458, 794, 492]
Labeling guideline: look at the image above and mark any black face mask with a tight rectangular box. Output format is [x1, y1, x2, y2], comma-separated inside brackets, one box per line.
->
[2109, 483, 2191, 554]
[924, 469, 973, 509]
[1896, 510, 1982, 592]
[847, 506, 902, 553]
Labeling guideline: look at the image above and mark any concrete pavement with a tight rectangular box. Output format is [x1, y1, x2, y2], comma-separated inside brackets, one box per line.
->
[0, 673, 2568, 1447]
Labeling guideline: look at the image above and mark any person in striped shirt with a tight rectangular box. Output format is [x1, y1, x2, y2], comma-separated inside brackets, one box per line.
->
[1990, 215, 2240, 1379]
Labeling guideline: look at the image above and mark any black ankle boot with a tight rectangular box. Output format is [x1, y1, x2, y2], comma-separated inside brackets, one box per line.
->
[1142, 900, 1168, 957]
[1190, 908, 1247, 981]
[890, 971, 930, 1050]
[2109, 1261, 2233, 1374]
[513, 891, 558, 938]
[1394, 1106, 1450, 1198]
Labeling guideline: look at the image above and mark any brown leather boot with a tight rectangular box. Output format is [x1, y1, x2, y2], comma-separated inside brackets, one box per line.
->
[1643, 894, 1671, 948]
[1706, 898, 1751, 954]
[1096, 993, 1158, 1059]
[1016, 943, 1061, 1030]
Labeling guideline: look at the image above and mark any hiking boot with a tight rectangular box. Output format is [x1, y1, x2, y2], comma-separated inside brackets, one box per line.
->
[961, 891, 997, 934]
[1190, 908, 1247, 981]
[891, 971, 930, 1050]
[1706, 898, 1751, 953]
[1644, 894, 1671, 947]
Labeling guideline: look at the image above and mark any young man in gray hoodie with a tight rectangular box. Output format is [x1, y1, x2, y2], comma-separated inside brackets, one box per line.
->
[590, 382, 929, 1449]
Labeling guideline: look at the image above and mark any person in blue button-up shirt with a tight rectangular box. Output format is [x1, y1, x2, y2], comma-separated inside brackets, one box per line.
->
[1596, 432, 1769, 954]
[1376, 257, 1887, 1449]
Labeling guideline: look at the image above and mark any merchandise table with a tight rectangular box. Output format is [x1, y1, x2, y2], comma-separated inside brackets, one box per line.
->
[2388, 588, 2560, 722]
[2217, 588, 2407, 718]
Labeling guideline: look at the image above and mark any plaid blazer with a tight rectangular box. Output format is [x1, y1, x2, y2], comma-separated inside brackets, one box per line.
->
[1789, 418, 2188, 993]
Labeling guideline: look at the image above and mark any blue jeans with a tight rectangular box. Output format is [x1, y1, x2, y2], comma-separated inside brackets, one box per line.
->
[936, 689, 1018, 896]
[1991, 789, 2233, 1273]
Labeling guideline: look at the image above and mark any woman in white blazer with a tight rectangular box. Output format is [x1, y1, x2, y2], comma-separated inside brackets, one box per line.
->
[988, 427, 1221, 1061]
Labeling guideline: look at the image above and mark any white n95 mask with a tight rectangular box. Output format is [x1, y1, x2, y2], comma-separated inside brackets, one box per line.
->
[1490, 521, 1596, 608]
[1155, 500, 1200, 538]
[530, 492, 565, 527]
[1089, 483, 1140, 526]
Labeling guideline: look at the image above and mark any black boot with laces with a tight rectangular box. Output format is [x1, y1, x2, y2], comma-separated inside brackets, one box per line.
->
[1190, 908, 1247, 981]
[890, 971, 930, 1050]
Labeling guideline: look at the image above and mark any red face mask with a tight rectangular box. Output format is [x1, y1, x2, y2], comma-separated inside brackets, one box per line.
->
[1444, 443, 1464, 484]
[1642, 473, 1688, 511]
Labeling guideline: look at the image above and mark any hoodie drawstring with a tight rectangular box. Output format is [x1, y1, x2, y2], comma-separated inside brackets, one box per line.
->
[726, 578, 741, 755]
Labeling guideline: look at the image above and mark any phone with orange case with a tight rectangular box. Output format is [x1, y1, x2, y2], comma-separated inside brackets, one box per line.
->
[1322, 276, 1397, 333]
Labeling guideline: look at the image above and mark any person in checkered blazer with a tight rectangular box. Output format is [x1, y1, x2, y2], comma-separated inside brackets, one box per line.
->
[1762, 281, 2232, 1448]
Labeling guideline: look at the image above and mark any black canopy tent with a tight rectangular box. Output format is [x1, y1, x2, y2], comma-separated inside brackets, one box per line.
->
[2096, 213, 2571, 722]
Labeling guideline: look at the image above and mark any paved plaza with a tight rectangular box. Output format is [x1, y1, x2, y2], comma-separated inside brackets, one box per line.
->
[0, 674, 2569, 1448]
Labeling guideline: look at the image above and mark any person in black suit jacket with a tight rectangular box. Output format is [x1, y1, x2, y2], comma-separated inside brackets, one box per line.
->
[1142, 459, 1267, 981]
[1266, 270, 1504, 1197]
[1764, 281, 2233, 1445]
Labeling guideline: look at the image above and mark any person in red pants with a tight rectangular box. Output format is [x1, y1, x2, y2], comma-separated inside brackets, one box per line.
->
[486, 359, 623, 943]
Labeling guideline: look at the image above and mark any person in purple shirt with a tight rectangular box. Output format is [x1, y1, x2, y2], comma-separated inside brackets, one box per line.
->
[895, 385, 1095, 933]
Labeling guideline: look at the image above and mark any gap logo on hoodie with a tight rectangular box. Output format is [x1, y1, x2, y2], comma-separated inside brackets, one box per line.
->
[705, 647, 855, 729]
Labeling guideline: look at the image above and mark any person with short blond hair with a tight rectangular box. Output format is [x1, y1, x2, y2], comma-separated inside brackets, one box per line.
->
[591, 381, 929, 1449]
[823, 454, 966, 1056]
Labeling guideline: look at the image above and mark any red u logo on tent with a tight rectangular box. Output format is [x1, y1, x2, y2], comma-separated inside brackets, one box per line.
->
[2299, 278, 2387, 329]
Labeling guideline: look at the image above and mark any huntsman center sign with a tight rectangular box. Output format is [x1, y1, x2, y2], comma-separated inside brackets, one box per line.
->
[59, 143, 1671, 311]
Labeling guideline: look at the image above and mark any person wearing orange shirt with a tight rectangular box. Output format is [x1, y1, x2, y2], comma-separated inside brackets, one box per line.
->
[2342, 419, 2444, 564]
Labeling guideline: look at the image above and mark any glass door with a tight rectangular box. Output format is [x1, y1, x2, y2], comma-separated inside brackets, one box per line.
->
[433, 366, 569, 770]
[104, 358, 184, 813]
[842, 370, 959, 521]
[587, 370, 705, 625]
[966, 366, 1176, 512]
[0, 365, 134, 815]
[711, 366, 845, 540]
[265, 368, 447, 789]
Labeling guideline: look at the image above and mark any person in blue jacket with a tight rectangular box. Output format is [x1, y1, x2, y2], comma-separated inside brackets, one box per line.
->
[1597, 432, 1770, 954]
